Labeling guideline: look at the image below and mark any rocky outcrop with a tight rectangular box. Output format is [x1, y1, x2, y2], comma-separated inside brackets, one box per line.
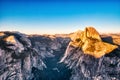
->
[0, 32, 5, 37]
[4, 36, 17, 44]
[60, 27, 120, 80]
[69, 27, 118, 58]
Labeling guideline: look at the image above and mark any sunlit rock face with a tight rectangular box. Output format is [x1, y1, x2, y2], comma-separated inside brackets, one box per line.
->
[60, 27, 120, 80]
[69, 27, 118, 58]
[0, 32, 5, 37]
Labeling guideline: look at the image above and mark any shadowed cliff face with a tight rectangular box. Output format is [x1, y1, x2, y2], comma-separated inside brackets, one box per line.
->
[29, 35, 72, 80]
[0, 27, 120, 80]
[0, 32, 47, 80]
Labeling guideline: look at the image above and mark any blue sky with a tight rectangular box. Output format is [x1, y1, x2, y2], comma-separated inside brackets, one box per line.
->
[0, 0, 120, 34]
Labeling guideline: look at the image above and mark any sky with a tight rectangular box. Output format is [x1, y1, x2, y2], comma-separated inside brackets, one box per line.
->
[0, 0, 120, 34]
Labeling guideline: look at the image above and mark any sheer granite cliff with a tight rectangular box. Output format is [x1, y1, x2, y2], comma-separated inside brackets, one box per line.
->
[61, 27, 120, 80]
[0, 27, 120, 80]
[0, 32, 46, 80]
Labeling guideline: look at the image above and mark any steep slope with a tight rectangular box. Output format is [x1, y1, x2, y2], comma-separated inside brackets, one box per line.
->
[0, 32, 46, 80]
[60, 27, 120, 80]
[29, 35, 71, 80]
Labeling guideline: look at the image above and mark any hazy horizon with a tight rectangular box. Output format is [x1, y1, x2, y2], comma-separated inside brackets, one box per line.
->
[0, 0, 120, 34]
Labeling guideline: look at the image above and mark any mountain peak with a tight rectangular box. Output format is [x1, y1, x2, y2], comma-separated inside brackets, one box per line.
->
[69, 27, 118, 58]
[60, 27, 120, 80]
[85, 27, 102, 40]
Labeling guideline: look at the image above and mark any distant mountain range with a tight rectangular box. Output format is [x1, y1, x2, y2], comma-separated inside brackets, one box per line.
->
[0, 27, 120, 80]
